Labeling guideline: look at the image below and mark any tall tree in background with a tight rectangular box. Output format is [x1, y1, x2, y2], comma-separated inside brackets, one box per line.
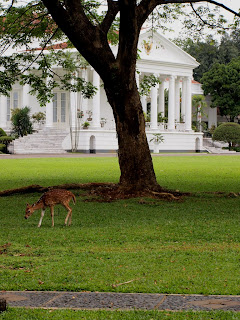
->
[201, 57, 240, 122]
[175, 30, 240, 82]
[0, 1, 239, 192]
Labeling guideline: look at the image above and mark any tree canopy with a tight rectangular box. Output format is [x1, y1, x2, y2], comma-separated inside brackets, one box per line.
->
[175, 30, 240, 82]
[212, 122, 240, 149]
[201, 57, 240, 122]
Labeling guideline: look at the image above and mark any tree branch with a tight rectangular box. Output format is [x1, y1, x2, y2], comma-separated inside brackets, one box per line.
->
[100, 0, 119, 34]
[6, 0, 16, 13]
[156, 1, 240, 18]
[21, 27, 60, 74]
[137, 0, 240, 32]
[190, 3, 230, 30]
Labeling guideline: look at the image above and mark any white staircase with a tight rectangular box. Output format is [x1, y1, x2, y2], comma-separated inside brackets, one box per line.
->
[13, 128, 68, 154]
[203, 138, 236, 154]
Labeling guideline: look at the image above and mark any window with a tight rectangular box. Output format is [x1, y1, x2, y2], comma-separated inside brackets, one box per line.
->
[7, 91, 20, 121]
[61, 93, 66, 123]
[53, 93, 57, 123]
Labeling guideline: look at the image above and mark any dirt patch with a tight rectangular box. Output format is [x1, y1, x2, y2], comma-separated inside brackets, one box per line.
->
[0, 183, 187, 202]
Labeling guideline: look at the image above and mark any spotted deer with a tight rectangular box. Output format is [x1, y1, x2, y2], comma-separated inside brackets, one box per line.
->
[25, 189, 76, 227]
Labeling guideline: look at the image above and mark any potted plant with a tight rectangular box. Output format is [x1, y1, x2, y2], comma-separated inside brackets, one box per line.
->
[82, 121, 90, 129]
[32, 111, 46, 129]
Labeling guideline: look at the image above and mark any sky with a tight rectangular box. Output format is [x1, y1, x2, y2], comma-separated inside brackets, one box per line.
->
[155, 0, 240, 40]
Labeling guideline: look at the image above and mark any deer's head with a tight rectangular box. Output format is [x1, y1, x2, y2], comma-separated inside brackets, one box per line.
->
[25, 203, 36, 219]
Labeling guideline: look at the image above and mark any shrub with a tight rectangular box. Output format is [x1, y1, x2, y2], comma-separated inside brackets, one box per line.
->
[0, 128, 7, 137]
[212, 122, 240, 150]
[11, 107, 33, 137]
[0, 128, 14, 154]
[0, 143, 6, 152]
[0, 136, 14, 144]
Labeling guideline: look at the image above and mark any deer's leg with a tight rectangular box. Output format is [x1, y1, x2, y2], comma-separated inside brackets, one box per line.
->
[50, 206, 54, 227]
[64, 203, 72, 226]
[38, 209, 45, 228]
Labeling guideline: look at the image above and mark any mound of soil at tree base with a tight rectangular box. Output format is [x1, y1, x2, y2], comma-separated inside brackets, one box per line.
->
[0, 183, 187, 202]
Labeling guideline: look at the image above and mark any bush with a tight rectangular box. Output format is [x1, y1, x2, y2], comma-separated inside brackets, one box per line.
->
[0, 143, 6, 152]
[0, 128, 14, 154]
[11, 107, 33, 137]
[212, 122, 240, 150]
[0, 136, 14, 144]
[0, 128, 7, 137]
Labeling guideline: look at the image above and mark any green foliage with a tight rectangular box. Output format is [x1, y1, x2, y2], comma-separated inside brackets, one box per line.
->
[32, 111, 46, 123]
[0, 128, 7, 137]
[212, 122, 240, 150]
[0, 136, 14, 144]
[143, 112, 150, 122]
[201, 57, 240, 121]
[82, 121, 90, 128]
[176, 32, 240, 82]
[139, 75, 161, 96]
[11, 107, 33, 137]
[0, 143, 6, 152]
[150, 133, 164, 144]
[0, 128, 14, 153]
[157, 112, 167, 123]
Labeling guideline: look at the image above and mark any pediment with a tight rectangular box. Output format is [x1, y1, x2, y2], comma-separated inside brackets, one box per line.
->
[139, 30, 199, 68]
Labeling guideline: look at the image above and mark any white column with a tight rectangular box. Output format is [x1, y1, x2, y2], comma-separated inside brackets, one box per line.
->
[158, 79, 165, 117]
[0, 95, 7, 128]
[150, 84, 158, 130]
[141, 95, 147, 113]
[82, 68, 89, 116]
[70, 75, 77, 129]
[45, 78, 53, 128]
[91, 70, 101, 128]
[181, 78, 186, 123]
[22, 74, 30, 107]
[175, 77, 181, 123]
[168, 75, 175, 131]
[185, 76, 192, 131]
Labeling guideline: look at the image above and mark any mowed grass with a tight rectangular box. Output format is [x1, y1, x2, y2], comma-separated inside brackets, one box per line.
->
[1, 308, 240, 320]
[0, 155, 239, 296]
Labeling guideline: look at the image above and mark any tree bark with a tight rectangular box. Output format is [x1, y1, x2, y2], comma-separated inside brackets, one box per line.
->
[40, 0, 161, 191]
[104, 73, 160, 191]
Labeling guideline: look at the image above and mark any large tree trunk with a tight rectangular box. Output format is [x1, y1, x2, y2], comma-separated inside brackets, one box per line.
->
[41, 0, 161, 192]
[104, 76, 160, 191]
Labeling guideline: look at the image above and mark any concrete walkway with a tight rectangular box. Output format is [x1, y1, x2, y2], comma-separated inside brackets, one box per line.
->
[1, 152, 240, 159]
[1, 291, 240, 311]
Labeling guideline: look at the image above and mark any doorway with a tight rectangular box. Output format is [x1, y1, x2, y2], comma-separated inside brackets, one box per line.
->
[90, 135, 96, 153]
[53, 92, 69, 129]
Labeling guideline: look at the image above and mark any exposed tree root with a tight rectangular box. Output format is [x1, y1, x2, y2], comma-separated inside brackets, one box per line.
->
[0, 183, 187, 202]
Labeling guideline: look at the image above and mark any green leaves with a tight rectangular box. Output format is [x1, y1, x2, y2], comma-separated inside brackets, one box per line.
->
[139, 74, 161, 97]
[212, 123, 240, 149]
[201, 57, 240, 121]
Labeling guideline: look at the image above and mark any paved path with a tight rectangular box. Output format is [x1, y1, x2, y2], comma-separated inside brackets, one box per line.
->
[1, 152, 240, 159]
[1, 291, 240, 311]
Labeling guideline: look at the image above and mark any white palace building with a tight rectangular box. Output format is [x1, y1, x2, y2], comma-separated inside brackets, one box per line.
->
[0, 31, 217, 154]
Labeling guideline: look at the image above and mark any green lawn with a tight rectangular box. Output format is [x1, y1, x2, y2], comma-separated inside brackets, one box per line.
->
[0, 155, 240, 318]
[1, 308, 240, 320]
